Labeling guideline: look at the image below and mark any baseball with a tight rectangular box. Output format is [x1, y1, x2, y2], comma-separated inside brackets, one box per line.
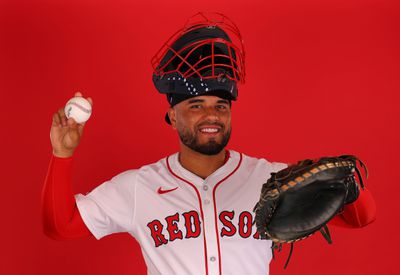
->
[64, 96, 92, 124]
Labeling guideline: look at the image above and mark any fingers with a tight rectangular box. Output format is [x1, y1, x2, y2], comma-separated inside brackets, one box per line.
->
[87, 97, 93, 106]
[52, 108, 66, 127]
[74, 91, 93, 107]
[58, 108, 68, 127]
[52, 112, 61, 127]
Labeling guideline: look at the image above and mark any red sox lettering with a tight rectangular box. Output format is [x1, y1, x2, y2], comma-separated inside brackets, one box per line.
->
[147, 211, 201, 247]
[147, 210, 260, 247]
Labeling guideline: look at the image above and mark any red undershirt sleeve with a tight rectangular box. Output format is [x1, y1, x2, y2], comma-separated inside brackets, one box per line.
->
[329, 187, 377, 228]
[41, 155, 93, 240]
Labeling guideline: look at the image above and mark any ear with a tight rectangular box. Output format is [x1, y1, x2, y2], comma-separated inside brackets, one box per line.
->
[167, 107, 177, 129]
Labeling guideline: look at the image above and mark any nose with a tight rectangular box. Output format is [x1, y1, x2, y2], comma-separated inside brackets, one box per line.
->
[203, 106, 220, 121]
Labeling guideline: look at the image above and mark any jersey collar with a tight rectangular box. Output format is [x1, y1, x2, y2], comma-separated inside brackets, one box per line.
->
[167, 150, 241, 187]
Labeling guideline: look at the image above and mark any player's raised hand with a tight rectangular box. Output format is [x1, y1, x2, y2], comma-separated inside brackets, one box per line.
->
[50, 92, 93, 158]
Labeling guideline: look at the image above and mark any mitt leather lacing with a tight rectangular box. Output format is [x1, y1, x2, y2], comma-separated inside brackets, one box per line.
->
[254, 155, 368, 269]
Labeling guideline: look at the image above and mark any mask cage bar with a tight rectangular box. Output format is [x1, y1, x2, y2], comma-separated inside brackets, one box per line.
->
[151, 12, 245, 83]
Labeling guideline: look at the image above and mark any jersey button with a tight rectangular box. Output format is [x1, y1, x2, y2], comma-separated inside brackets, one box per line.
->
[203, 185, 209, 191]
[204, 199, 210, 205]
[210, 256, 216, 262]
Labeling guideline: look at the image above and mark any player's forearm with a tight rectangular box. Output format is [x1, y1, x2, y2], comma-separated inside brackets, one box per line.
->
[328, 188, 376, 228]
[41, 155, 92, 239]
[340, 187, 376, 227]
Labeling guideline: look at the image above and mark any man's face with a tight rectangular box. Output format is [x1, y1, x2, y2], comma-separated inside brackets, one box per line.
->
[168, 95, 232, 155]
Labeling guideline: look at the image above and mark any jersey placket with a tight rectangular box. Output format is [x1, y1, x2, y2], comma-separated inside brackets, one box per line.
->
[167, 151, 242, 275]
[202, 178, 220, 275]
[208, 152, 243, 275]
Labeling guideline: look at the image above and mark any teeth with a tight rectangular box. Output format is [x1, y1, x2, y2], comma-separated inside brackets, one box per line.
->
[200, 128, 219, 133]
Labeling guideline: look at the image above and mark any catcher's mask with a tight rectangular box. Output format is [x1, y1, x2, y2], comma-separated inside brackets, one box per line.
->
[151, 12, 245, 124]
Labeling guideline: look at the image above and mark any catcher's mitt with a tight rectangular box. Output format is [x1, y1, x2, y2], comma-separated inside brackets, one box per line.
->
[253, 155, 368, 268]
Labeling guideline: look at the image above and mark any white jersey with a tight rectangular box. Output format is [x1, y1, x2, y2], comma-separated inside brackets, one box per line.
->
[75, 150, 287, 275]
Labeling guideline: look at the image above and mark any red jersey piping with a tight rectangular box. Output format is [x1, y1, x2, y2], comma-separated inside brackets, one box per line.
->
[212, 153, 243, 275]
[166, 151, 242, 275]
[166, 156, 209, 275]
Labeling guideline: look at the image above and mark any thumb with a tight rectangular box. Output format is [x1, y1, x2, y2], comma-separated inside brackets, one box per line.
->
[87, 97, 93, 107]
[67, 117, 78, 129]
[77, 122, 85, 136]
[66, 118, 81, 145]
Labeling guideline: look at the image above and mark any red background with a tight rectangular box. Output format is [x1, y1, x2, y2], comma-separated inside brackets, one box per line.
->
[1, 0, 399, 274]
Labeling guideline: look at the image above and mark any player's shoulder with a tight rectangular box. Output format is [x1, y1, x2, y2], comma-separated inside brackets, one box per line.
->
[109, 156, 169, 183]
[233, 150, 288, 173]
[134, 155, 170, 175]
[109, 169, 138, 185]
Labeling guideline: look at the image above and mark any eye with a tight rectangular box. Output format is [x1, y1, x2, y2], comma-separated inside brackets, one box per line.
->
[190, 104, 202, 109]
[216, 104, 228, 110]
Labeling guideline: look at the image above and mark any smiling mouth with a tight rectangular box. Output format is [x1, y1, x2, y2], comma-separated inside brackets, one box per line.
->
[199, 127, 220, 133]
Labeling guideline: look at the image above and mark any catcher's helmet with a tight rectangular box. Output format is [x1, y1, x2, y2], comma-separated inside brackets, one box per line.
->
[151, 12, 245, 108]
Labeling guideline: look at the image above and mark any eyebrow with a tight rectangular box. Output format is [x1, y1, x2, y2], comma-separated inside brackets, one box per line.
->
[187, 99, 230, 104]
[217, 99, 230, 104]
[187, 99, 204, 104]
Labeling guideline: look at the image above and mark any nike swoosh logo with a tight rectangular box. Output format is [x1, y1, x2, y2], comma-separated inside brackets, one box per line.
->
[157, 187, 178, 195]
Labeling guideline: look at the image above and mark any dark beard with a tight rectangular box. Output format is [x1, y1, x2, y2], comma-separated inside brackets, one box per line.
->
[178, 126, 231, 155]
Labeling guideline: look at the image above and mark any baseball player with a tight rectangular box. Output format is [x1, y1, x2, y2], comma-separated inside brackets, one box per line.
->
[42, 12, 376, 275]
